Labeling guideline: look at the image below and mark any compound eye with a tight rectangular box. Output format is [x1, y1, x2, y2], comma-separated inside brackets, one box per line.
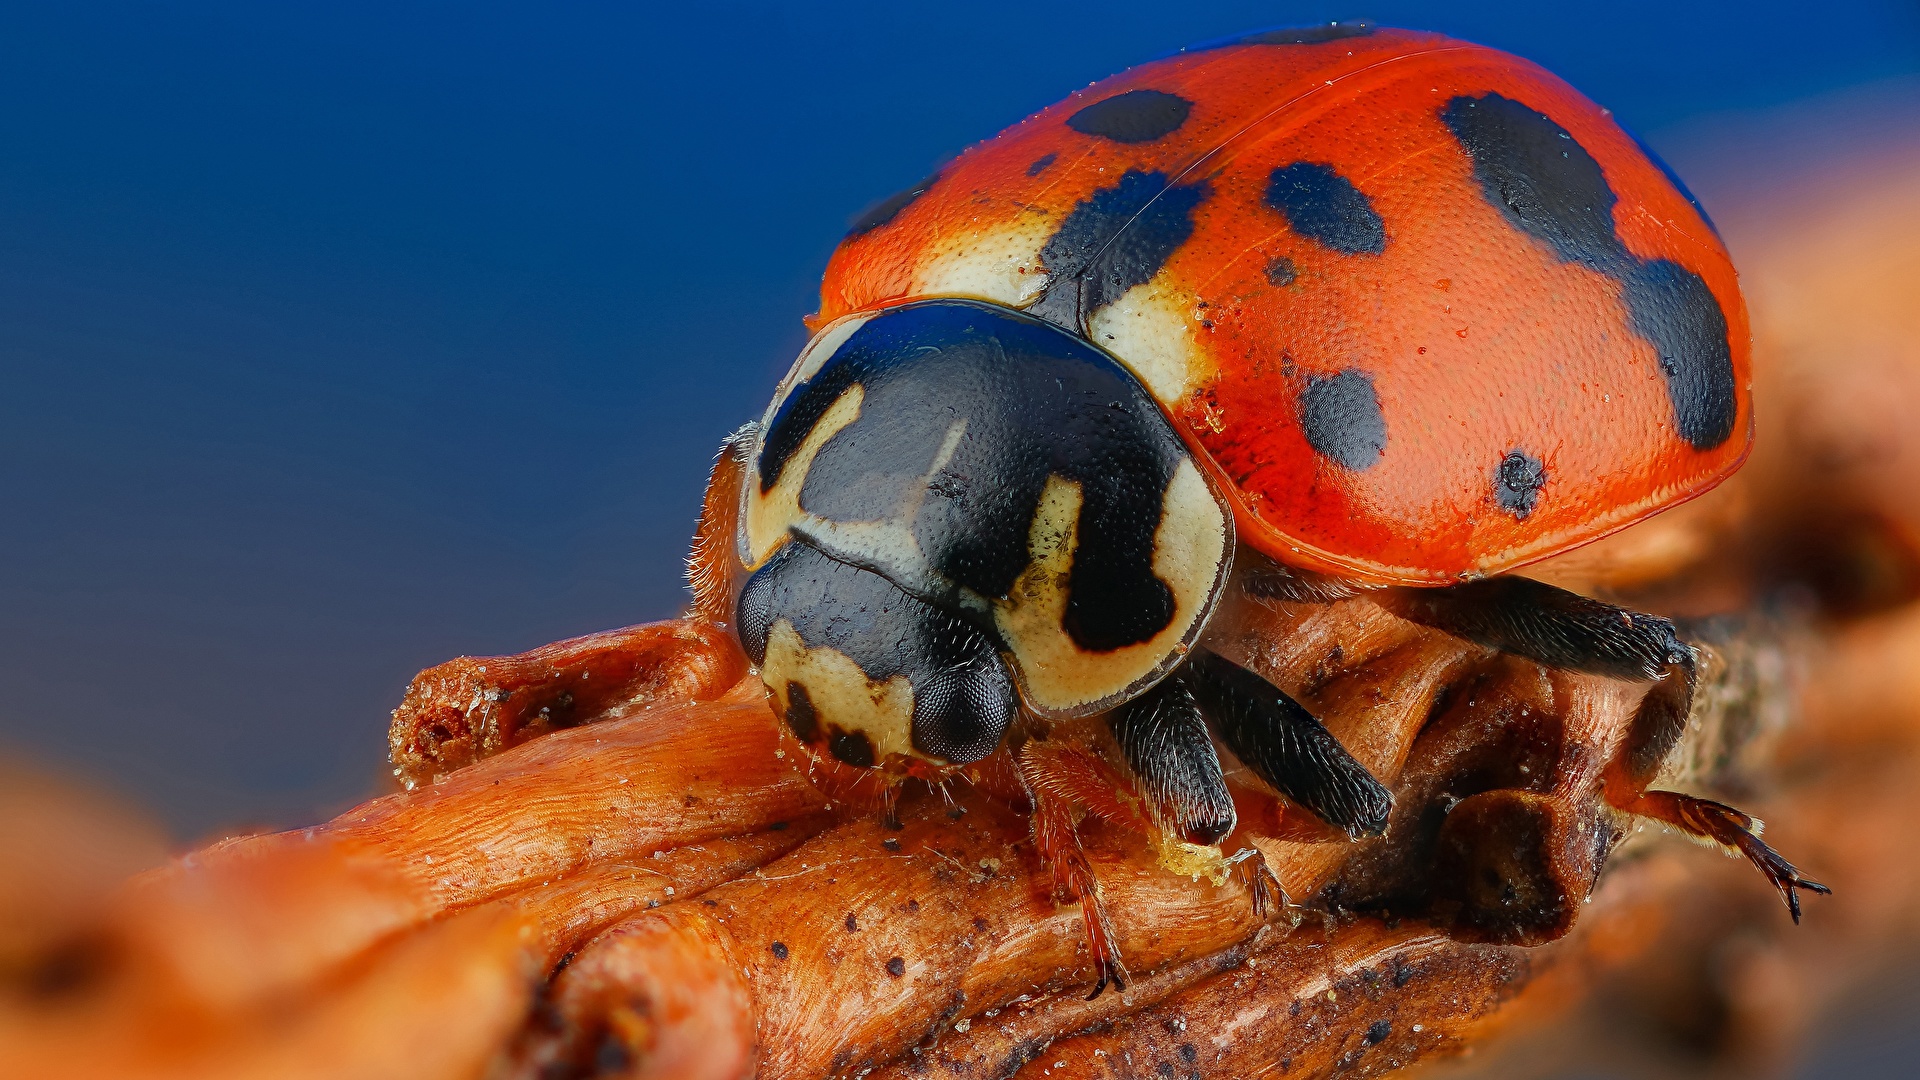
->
[908, 616, 1018, 764]
[735, 552, 779, 664]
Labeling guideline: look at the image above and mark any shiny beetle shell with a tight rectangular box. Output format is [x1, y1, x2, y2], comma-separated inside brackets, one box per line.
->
[816, 23, 1753, 585]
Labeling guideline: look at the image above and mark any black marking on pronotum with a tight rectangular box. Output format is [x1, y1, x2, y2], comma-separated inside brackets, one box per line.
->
[1030, 169, 1208, 327]
[1495, 449, 1546, 518]
[1198, 21, 1377, 49]
[759, 301, 1203, 654]
[846, 173, 938, 236]
[735, 541, 1018, 763]
[1066, 89, 1192, 144]
[1027, 152, 1058, 177]
[1440, 93, 1737, 449]
[1265, 162, 1386, 255]
[1298, 369, 1386, 470]
[1264, 255, 1297, 286]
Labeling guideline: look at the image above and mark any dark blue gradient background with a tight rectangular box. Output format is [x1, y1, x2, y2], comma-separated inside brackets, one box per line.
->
[0, 1, 1915, 840]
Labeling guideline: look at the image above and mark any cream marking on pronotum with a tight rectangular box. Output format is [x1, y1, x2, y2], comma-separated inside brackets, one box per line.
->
[742, 383, 865, 568]
[998, 459, 1230, 716]
[787, 418, 976, 613]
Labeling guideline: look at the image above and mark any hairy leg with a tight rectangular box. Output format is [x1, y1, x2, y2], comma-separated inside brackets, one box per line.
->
[1183, 648, 1393, 838]
[1613, 789, 1831, 921]
[1016, 740, 1130, 998]
[1108, 677, 1237, 846]
[1388, 577, 1827, 920]
[1382, 575, 1691, 683]
[687, 423, 757, 624]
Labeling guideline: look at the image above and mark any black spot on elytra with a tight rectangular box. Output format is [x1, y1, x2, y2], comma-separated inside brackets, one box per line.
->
[1265, 162, 1386, 255]
[1299, 369, 1386, 470]
[1365, 1019, 1392, 1045]
[1623, 259, 1739, 448]
[1440, 94, 1619, 268]
[1178, 1043, 1199, 1064]
[1264, 255, 1297, 286]
[1031, 170, 1207, 327]
[885, 956, 907, 977]
[783, 681, 820, 743]
[1027, 152, 1057, 177]
[1440, 93, 1737, 449]
[770, 941, 789, 960]
[829, 727, 877, 768]
[1496, 450, 1546, 518]
[847, 174, 938, 236]
[1067, 89, 1192, 144]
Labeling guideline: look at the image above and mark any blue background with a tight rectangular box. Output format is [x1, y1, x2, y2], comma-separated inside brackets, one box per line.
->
[1, 1, 1917, 837]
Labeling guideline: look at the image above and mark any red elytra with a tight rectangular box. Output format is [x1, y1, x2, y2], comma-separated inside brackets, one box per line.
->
[813, 24, 1751, 586]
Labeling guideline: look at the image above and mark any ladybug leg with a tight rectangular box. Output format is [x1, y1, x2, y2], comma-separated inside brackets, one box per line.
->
[1107, 676, 1237, 846]
[1223, 844, 1291, 921]
[1382, 576, 1692, 685]
[1612, 789, 1832, 922]
[1182, 648, 1393, 837]
[1393, 577, 1832, 921]
[687, 422, 758, 624]
[1015, 739, 1131, 999]
[1018, 737, 1155, 834]
[1386, 574, 1707, 817]
[1597, 663, 1831, 923]
[1238, 551, 1362, 604]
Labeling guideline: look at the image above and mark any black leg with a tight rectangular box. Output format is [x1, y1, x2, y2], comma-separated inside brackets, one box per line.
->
[1239, 556, 1361, 604]
[1619, 651, 1698, 785]
[1183, 648, 1393, 838]
[1383, 576, 1691, 682]
[1108, 676, 1237, 846]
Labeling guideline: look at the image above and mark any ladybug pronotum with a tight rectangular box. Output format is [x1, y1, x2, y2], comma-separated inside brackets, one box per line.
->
[692, 22, 1825, 995]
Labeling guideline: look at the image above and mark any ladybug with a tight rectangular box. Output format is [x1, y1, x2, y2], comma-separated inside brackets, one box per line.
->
[692, 22, 1824, 994]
